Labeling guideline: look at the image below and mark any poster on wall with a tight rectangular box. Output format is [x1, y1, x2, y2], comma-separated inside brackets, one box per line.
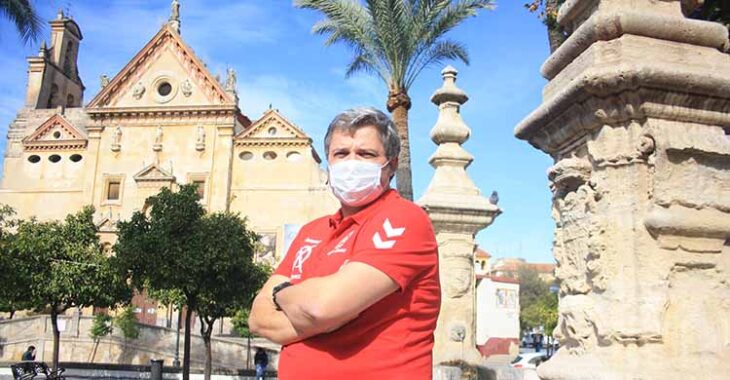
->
[255, 233, 277, 267]
[282, 224, 302, 259]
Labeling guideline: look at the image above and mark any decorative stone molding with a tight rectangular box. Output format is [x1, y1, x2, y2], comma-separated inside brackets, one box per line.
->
[515, 0, 730, 379]
[22, 114, 88, 151]
[418, 66, 500, 367]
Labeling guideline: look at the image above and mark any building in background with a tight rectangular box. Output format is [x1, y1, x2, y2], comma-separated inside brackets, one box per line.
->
[0, 7, 338, 327]
[490, 257, 556, 283]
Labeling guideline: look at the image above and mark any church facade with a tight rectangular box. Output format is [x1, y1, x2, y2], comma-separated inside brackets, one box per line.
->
[0, 8, 338, 311]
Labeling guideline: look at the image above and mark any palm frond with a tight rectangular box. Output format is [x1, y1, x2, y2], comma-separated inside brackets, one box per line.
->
[345, 51, 389, 83]
[423, 0, 494, 46]
[0, 0, 43, 44]
[405, 39, 468, 87]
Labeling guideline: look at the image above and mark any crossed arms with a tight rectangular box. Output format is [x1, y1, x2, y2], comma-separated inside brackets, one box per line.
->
[248, 262, 399, 345]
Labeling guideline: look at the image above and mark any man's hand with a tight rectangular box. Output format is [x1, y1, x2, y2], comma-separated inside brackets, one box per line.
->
[248, 274, 302, 345]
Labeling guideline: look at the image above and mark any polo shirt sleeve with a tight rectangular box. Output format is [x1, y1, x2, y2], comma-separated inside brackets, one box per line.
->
[349, 205, 438, 291]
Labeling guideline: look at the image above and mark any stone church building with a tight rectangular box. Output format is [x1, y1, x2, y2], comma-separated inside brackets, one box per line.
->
[0, 8, 337, 325]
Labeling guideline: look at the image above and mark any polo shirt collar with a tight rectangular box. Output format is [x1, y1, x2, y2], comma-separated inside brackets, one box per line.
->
[328, 189, 399, 229]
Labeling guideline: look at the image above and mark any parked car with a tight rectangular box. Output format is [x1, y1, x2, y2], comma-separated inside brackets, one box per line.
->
[511, 352, 550, 369]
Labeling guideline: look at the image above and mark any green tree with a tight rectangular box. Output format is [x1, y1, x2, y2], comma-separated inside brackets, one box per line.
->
[0, 0, 43, 44]
[517, 265, 554, 333]
[295, 0, 494, 200]
[116, 185, 268, 380]
[13, 206, 131, 371]
[195, 212, 267, 380]
[0, 204, 31, 319]
[525, 0, 567, 52]
[114, 305, 140, 339]
[89, 313, 113, 339]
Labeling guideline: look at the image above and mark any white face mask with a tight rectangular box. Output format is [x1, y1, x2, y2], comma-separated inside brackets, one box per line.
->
[328, 159, 389, 207]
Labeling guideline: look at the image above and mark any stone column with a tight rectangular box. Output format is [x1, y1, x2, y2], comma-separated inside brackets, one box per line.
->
[418, 66, 501, 365]
[515, 1, 730, 379]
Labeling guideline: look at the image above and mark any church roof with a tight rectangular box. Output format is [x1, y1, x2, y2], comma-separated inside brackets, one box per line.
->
[22, 113, 87, 151]
[87, 25, 234, 108]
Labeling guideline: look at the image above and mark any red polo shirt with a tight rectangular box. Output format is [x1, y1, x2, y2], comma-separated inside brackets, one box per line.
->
[274, 189, 440, 379]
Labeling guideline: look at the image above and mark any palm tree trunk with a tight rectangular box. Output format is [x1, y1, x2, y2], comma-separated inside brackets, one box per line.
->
[387, 89, 414, 201]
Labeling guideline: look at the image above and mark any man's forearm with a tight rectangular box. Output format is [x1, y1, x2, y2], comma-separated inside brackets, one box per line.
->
[249, 293, 302, 345]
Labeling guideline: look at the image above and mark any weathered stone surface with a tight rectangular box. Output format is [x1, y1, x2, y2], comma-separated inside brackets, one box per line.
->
[515, 0, 730, 379]
[419, 67, 501, 367]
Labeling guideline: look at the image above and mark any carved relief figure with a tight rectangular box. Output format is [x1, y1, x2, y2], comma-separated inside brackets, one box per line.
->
[170, 0, 180, 21]
[132, 82, 145, 99]
[181, 79, 193, 97]
[196, 125, 205, 145]
[113, 127, 122, 145]
[155, 126, 164, 145]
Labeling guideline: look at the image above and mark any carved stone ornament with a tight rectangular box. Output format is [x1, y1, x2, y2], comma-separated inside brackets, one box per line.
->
[153, 126, 163, 151]
[195, 125, 205, 151]
[448, 323, 466, 342]
[111, 126, 122, 152]
[132, 82, 145, 100]
[181, 79, 193, 97]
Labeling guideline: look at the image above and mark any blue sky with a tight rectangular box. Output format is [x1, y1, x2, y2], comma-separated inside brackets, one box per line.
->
[0, 0, 555, 263]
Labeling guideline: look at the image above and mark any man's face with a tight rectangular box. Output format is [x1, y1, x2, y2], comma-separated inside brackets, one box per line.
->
[327, 125, 397, 185]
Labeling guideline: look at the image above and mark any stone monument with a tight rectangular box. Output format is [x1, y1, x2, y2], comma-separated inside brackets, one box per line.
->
[419, 66, 501, 366]
[515, 0, 730, 379]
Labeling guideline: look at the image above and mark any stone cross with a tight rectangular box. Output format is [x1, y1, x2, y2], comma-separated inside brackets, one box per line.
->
[515, 0, 730, 379]
[418, 66, 501, 366]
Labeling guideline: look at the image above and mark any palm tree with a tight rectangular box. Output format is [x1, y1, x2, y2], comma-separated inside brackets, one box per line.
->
[296, 0, 493, 200]
[0, 0, 43, 44]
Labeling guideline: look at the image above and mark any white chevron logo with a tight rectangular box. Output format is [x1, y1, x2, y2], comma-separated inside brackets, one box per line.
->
[372, 218, 406, 250]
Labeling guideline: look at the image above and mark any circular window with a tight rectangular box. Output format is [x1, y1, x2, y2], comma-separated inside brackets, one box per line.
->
[28, 155, 41, 163]
[239, 151, 253, 161]
[263, 151, 277, 160]
[70, 154, 83, 162]
[268, 127, 277, 136]
[49, 154, 61, 163]
[157, 82, 172, 96]
[286, 151, 302, 161]
[53, 131, 61, 139]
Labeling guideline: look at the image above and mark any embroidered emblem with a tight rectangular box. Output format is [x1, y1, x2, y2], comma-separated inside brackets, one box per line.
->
[372, 218, 405, 250]
[327, 230, 356, 256]
[291, 238, 321, 279]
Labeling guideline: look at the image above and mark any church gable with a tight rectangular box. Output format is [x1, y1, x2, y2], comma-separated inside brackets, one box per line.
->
[22, 114, 87, 151]
[87, 26, 233, 109]
[133, 163, 176, 183]
[236, 109, 309, 141]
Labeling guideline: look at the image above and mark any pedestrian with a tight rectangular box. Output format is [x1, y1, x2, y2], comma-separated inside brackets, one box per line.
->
[249, 107, 441, 379]
[254, 347, 268, 380]
[535, 333, 543, 353]
[21, 345, 36, 361]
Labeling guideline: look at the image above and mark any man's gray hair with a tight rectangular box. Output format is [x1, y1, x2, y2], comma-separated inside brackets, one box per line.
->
[324, 107, 400, 161]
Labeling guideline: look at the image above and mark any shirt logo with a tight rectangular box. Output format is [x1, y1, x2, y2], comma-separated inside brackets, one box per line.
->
[372, 218, 405, 250]
[291, 238, 321, 279]
[327, 230, 355, 256]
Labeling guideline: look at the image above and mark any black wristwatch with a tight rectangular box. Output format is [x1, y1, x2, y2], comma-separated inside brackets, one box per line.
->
[272, 281, 293, 311]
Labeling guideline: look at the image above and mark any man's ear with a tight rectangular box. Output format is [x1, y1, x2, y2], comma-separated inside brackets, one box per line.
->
[388, 157, 399, 179]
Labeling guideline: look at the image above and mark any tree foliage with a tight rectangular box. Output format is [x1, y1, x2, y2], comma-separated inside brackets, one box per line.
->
[114, 305, 140, 339]
[11, 206, 131, 370]
[0, 204, 31, 318]
[517, 265, 557, 334]
[295, 0, 493, 200]
[0, 0, 43, 44]
[116, 185, 268, 380]
[90, 313, 113, 339]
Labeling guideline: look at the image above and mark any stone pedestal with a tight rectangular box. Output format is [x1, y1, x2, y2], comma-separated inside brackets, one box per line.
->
[419, 66, 501, 366]
[515, 1, 730, 379]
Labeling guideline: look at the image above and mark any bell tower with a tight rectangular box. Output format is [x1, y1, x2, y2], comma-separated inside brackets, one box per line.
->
[25, 9, 85, 109]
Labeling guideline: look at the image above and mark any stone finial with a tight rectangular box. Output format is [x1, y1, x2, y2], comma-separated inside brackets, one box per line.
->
[56, 9, 64, 20]
[428, 66, 471, 147]
[168, 0, 181, 34]
[418, 67, 501, 366]
[38, 41, 47, 58]
[100, 75, 110, 89]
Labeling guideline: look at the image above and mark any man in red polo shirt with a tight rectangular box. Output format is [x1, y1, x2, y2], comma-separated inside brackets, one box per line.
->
[249, 107, 440, 379]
